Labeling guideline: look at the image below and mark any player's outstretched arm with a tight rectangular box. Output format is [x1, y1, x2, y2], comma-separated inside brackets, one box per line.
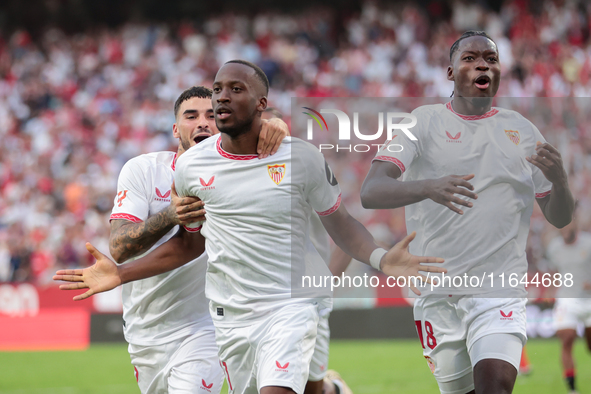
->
[319, 203, 445, 295]
[257, 118, 289, 159]
[54, 228, 205, 300]
[528, 142, 574, 228]
[109, 183, 205, 263]
[360, 161, 477, 214]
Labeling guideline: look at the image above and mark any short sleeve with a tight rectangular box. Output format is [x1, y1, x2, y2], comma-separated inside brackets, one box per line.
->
[529, 124, 553, 198]
[110, 158, 150, 223]
[371, 108, 423, 175]
[174, 158, 189, 198]
[300, 144, 342, 216]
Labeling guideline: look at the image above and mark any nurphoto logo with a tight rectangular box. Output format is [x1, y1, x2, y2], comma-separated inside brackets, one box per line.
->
[302, 107, 417, 153]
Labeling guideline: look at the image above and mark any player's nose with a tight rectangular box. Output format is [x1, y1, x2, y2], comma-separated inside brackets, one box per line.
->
[475, 58, 489, 70]
[217, 87, 231, 102]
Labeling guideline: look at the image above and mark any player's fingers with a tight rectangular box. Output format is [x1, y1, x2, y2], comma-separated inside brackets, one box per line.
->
[86, 242, 105, 261]
[398, 231, 417, 249]
[409, 285, 422, 296]
[443, 201, 464, 215]
[59, 282, 88, 290]
[73, 289, 94, 301]
[54, 269, 84, 276]
[451, 174, 475, 181]
[452, 187, 478, 200]
[53, 274, 84, 282]
[180, 200, 205, 211]
[178, 210, 206, 223]
[418, 256, 446, 265]
[267, 130, 283, 156]
[449, 195, 473, 208]
[257, 125, 269, 155]
[536, 141, 560, 156]
[536, 150, 563, 168]
[526, 156, 551, 171]
[176, 201, 204, 214]
[452, 178, 475, 191]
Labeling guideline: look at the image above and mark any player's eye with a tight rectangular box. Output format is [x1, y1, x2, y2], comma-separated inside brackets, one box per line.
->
[463, 56, 474, 61]
[213, 87, 221, 93]
[232, 87, 242, 92]
[488, 57, 498, 62]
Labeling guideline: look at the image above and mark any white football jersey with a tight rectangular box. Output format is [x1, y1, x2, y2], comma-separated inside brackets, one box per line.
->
[546, 232, 591, 298]
[374, 102, 553, 296]
[175, 135, 340, 327]
[110, 151, 212, 346]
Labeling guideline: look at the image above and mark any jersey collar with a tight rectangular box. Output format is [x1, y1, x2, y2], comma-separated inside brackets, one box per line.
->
[216, 137, 258, 160]
[446, 101, 499, 121]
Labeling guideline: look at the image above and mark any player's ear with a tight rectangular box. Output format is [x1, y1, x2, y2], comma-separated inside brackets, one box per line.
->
[172, 122, 180, 138]
[257, 96, 268, 113]
[447, 65, 454, 82]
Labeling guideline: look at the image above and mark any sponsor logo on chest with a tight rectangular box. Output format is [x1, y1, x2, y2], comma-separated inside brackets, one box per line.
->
[445, 131, 462, 143]
[155, 187, 171, 202]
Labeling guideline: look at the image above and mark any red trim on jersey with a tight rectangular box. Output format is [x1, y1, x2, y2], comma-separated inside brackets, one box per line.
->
[216, 138, 258, 160]
[316, 194, 342, 216]
[535, 190, 551, 199]
[446, 101, 499, 121]
[110, 213, 143, 223]
[372, 156, 406, 174]
[183, 225, 203, 233]
[171, 153, 177, 171]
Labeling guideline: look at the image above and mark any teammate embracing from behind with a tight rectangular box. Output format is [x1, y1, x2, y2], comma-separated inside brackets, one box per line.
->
[107, 85, 288, 394]
[361, 31, 575, 394]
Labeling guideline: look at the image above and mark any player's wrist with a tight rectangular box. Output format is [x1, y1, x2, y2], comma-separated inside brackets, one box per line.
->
[370, 248, 388, 271]
[116, 264, 128, 285]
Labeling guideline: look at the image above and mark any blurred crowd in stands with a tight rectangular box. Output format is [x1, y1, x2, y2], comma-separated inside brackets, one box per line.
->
[1, 0, 590, 288]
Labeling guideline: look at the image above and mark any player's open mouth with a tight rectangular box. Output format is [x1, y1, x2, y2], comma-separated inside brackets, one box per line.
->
[474, 75, 491, 90]
[216, 107, 232, 120]
[193, 132, 211, 144]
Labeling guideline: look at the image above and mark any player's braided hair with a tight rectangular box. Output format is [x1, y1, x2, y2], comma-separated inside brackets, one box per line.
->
[225, 59, 270, 95]
[174, 86, 213, 118]
[449, 30, 496, 62]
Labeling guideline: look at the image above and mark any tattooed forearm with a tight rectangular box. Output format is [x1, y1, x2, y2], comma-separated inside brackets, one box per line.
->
[109, 207, 177, 264]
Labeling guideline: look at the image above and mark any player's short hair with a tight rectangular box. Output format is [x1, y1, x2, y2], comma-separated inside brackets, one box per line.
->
[449, 31, 497, 61]
[225, 59, 269, 95]
[264, 107, 283, 119]
[174, 86, 213, 118]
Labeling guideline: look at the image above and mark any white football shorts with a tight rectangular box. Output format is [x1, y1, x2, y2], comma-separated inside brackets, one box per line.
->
[413, 296, 526, 394]
[128, 328, 224, 394]
[214, 302, 319, 394]
[553, 298, 591, 331]
[308, 312, 330, 381]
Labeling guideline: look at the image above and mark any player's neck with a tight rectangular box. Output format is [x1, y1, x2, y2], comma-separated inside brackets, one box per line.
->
[220, 124, 260, 155]
[451, 96, 493, 116]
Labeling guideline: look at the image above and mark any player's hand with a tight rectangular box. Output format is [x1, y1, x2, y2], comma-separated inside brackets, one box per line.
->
[53, 243, 122, 301]
[426, 174, 477, 215]
[168, 181, 205, 225]
[380, 232, 446, 296]
[526, 142, 568, 186]
[258, 118, 289, 159]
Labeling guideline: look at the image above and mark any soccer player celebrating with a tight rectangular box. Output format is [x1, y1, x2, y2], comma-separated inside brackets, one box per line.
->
[546, 209, 591, 394]
[262, 107, 353, 394]
[55, 60, 445, 394]
[360, 31, 575, 394]
[106, 85, 288, 394]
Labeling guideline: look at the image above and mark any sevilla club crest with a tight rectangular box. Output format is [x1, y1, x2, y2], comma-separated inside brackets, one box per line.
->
[267, 164, 286, 185]
[504, 130, 520, 145]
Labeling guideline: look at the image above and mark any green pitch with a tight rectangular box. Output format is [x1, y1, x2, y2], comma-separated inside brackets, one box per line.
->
[0, 339, 589, 393]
